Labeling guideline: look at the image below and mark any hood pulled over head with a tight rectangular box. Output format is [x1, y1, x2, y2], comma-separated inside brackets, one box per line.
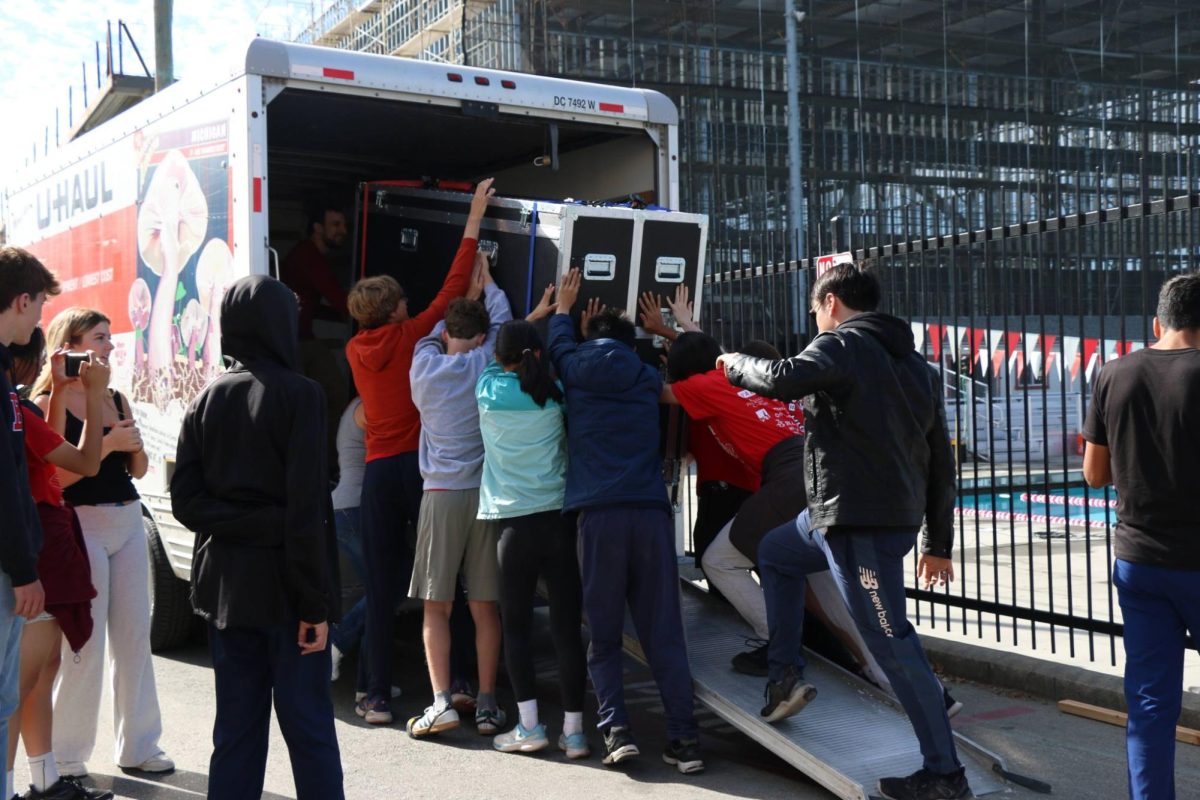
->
[838, 311, 915, 359]
[220, 275, 301, 370]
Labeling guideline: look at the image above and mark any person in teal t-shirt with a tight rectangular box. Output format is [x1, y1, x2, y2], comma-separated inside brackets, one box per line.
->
[476, 318, 589, 759]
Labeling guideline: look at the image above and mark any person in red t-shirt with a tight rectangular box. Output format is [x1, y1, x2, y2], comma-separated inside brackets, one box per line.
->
[659, 331, 892, 688]
[280, 204, 351, 474]
[6, 339, 108, 800]
[345, 178, 494, 724]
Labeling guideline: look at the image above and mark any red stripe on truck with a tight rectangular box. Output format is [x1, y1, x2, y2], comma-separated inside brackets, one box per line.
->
[599, 102, 625, 113]
[323, 67, 355, 80]
[253, 178, 262, 212]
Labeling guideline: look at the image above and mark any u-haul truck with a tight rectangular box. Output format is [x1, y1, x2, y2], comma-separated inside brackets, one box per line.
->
[2, 39, 693, 649]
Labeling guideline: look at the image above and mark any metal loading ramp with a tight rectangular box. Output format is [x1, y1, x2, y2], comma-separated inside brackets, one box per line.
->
[621, 583, 1009, 800]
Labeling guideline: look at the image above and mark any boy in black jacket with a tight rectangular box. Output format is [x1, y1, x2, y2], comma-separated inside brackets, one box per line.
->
[0, 246, 58, 800]
[171, 275, 343, 800]
[719, 264, 967, 800]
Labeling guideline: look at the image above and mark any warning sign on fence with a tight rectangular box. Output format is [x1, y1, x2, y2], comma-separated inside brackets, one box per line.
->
[815, 251, 855, 277]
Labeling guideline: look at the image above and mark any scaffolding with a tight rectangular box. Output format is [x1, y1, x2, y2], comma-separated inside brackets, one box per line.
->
[292, 0, 1200, 275]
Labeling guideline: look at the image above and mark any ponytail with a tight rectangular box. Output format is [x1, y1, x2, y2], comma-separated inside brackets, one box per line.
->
[495, 320, 562, 408]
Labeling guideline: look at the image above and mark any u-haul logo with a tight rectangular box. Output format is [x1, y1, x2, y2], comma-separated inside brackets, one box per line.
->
[36, 162, 115, 230]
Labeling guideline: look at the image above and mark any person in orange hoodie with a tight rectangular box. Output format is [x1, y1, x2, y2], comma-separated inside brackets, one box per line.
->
[346, 178, 494, 725]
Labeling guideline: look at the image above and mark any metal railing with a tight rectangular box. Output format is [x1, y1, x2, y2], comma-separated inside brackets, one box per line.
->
[700, 184, 1200, 666]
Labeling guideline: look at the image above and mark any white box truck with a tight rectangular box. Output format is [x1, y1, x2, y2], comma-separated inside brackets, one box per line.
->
[2, 39, 695, 649]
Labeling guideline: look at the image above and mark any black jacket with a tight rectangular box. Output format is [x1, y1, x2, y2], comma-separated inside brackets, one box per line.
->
[170, 276, 340, 628]
[0, 345, 41, 586]
[724, 312, 956, 558]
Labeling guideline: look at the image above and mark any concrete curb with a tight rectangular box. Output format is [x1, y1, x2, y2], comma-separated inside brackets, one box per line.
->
[921, 635, 1200, 730]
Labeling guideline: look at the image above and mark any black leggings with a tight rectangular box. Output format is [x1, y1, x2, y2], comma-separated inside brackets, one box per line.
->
[497, 510, 587, 712]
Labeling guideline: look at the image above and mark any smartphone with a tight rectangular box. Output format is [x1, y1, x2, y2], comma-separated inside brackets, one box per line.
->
[64, 352, 89, 378]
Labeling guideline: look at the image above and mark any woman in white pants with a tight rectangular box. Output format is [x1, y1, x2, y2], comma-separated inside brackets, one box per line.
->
[34, 308, 172, 777]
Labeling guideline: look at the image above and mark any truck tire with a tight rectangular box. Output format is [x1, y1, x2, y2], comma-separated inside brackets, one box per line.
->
[144, 512, 193, 652]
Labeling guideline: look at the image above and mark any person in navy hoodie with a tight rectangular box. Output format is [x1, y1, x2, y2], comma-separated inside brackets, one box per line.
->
[547, 269, 702, 775]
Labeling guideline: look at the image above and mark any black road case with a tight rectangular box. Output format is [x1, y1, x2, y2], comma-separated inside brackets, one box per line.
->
[354, 183, 708, 352]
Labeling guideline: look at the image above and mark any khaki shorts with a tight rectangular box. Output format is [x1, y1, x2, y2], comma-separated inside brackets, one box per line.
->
[408, 488, 499, 602]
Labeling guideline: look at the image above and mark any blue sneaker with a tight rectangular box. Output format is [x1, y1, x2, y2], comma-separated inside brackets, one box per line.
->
[493, 722, 549, 753]
[558, 731, 592, 759]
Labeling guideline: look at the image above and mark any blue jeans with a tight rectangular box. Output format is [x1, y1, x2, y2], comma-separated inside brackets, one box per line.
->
[208, 623, 344, 800]
[331, 508, 367, 690]
[0, 571, 25, 772]
[758, 511, 960, 774]
[578, 507, 698, 740]
[1114, 558, 1200, 800]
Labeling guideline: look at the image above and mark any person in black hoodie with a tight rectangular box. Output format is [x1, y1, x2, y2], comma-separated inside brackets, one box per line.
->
[170, 275, 344, 800]
[718, 263, 966, 800]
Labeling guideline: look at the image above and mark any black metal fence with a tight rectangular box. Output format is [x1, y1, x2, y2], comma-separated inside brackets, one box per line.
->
[700, 181, 1200, 666]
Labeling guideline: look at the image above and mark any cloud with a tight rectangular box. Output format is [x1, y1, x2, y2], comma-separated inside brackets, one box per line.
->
[0, 0, 307, 181]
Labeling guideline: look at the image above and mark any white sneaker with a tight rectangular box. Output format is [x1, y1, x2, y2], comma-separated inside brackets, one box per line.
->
[355, 685, 402, 703]
[331, 644, 343, 682]
[56, 761, 88, 778]
[125, 751, 175, 773]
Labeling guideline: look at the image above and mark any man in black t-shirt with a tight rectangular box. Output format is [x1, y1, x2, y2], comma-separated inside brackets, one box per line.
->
[1082, 271, 1200, 800]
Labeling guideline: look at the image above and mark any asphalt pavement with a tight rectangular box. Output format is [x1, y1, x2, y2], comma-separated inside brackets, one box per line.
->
[13, 609, 1200, 800]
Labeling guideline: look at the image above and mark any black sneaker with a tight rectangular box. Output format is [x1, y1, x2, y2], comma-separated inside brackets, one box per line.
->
[602, 725, 640, 766]
[662, 738, 705, 774]
[760, 665, 818, 723]
[25, 776, 114, 800]
[731, 639, 769, 677]
[877, 767, 973, 800]
[943, 686, 964, 719]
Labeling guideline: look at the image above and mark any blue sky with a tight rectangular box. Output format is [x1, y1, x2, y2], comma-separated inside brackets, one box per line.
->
[0, 0, 312, 178]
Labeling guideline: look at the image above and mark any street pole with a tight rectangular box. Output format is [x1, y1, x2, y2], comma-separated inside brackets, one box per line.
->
[155, 0, 174, 92]
[786, 1, 807, 335]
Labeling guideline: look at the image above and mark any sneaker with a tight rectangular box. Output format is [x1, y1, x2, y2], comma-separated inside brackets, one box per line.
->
[25, 776, 114, 800]
[731, 639, 770, 677]
[123, 751, 174, 773]
[943, 686, 964, 719]
[330, 643, 343, 682]
[877, 767, 973, 800]
[355, 695, 394, 725]
[475, 705, 507, 735]
[558, 732, 591, 759]
[601, 725, 639, 766]
[355, 685, 402, 703]
[760, 665, 818, 723]
[493, 722, 549, 753]
[406, 704, 460, 738]
[52, 764, 86, 779]
[662, 738, 705, 774]
[450, 681, 476, 715]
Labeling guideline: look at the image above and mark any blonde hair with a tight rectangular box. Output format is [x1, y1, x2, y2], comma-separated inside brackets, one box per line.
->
[348, 275, 402, 329]
[31, 306, 111, 397]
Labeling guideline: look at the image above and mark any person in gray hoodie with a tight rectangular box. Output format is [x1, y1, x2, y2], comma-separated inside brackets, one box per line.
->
[407, 255, 511, 739]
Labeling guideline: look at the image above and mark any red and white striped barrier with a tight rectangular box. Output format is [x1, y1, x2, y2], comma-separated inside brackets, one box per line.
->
[958, 506, 1109, 530]
[1019, 492, 1117, 510]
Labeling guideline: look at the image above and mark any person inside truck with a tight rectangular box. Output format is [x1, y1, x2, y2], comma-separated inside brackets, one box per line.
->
[33, 307, 173, 780]
[6, 333, 112, 800]
[548, 269, 704, 775]
[719, 262, 969, 800]
[280, 203, 351, 476]
[345, 177, 494, 727]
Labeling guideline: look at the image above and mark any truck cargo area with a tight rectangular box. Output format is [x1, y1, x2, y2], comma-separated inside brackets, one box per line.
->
[265, 87, 658, 259]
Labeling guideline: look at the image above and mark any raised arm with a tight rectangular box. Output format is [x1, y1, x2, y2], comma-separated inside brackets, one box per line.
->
[409, 178, 496, 337]
[548, 268, 581, 376]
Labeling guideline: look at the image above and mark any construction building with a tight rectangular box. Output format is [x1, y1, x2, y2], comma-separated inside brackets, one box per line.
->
[294, 0, 1200, 278]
